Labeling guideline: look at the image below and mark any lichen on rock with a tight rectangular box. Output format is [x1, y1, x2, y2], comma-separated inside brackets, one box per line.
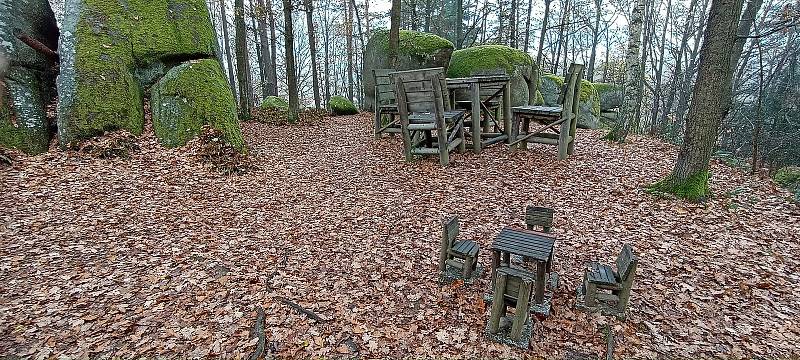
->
[151, 59, 243, 151]
[362, 30, 453, 111]
[329, 96, 358, 116]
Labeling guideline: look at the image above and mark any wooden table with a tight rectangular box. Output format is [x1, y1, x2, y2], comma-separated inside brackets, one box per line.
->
[446, 75, 512, 154]
[490, 227, 556, 304]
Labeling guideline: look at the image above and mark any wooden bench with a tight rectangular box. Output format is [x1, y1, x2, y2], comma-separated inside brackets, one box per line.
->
[488, 266, 535, 341]
[391, 68, 466, 166]
[525, 206, 554, 233]
[580, 244, 638, 316]
[438, 216, 479, 278]
[373, 69, 400, 139]
[510, 63, 585, 160]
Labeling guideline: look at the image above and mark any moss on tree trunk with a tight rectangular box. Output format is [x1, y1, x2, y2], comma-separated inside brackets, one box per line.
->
[647, 171, 711, 201]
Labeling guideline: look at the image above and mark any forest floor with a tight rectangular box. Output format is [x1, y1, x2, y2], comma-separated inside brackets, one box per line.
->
[1, 113, 799, 359]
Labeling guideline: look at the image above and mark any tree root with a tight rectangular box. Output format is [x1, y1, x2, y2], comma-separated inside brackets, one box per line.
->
[277, 297, 327, 322]
[248, 305, 267, 360]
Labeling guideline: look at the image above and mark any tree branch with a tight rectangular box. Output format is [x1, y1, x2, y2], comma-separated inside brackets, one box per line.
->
[16, 33, 59, 63]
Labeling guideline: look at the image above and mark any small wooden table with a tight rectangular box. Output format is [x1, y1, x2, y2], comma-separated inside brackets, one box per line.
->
[490, 227, 556, 304]
[446, 75, 512, 154]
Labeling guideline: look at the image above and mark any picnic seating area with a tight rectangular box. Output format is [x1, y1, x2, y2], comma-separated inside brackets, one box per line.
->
[373, 63, 585, 164]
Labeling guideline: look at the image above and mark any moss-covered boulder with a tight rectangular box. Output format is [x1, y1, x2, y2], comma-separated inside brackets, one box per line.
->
[362, 30, 454, 111]
[774, 166, 800, 196]
[539, 74, 601, 129]
[57, 0, 219, 147]
[0, 0, 59, 154]
[151, 59, 243, 151]
[329, 96, 358, 116]
[260, 96, 289, 110]
[594, 83, 623, 111]
[447, 45, 538, 107]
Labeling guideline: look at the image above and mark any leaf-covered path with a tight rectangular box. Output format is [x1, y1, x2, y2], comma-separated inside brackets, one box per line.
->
[1, 114, 798, 358]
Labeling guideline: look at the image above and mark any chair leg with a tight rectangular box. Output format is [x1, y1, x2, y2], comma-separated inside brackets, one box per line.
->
[437, 128, 449, 166]
[374, 111, 382, 139]
[488, 273, 508, 334]
[585, 281, 598, 307]
[457, 121, 466, 153]
[522, 118, 530, 150]
[510, 278, 532, 341]
[401, 123, 413, 162]
[463, 255, 473, 278]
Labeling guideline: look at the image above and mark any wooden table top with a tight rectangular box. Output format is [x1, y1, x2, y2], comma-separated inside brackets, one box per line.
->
[446, 75, 511, 88]
[491, 226, 556, 261]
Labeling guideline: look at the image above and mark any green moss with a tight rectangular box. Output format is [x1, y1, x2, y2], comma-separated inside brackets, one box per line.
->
[0, 69, 51, 154]
[261, 96, 289, 110]
[579, 80, 600, 116]
[534, 90, 544, 105]
[648, 171, 711, 202]
[543, 73, 564, 87]
[329, 95, 358, 116]
[774, 166, 800, 187]
[446, 45, 533, 78]
[593, 82, 619, 94]
[372, 29, 454, 59]
[151, 59, 244, 151]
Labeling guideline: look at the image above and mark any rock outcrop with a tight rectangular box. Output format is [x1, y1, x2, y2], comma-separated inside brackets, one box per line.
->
[0, 0, 59, 154]
[447, 45, 540, 107]
[151, 59, 243, 150]
[329, 96, 358, 116]
[362, 30, 454, 112]
[57, 0, 242, 150]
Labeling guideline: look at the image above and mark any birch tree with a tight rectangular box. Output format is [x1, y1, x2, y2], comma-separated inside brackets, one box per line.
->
[604, 0, 645, 142]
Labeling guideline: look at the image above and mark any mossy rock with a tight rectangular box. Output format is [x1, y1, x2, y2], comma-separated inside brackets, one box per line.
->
[593, 82, 622, 111]
[362, 30, 454, 111]
[774, 166, 800, 188]
[260, 96, 289, 110]
[539, 74, 601, 129]
[447, 45, 537, 107]
[0, 0, 59, 154]
[57, 0, 218, 147]
[329, 96, 358, 116]
[151, 59, 243, 151]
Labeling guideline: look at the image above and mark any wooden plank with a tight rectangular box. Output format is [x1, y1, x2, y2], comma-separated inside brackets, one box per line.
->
[510, 278, 532, 341]
[488, 272, 508, 334]
[481, 134, 508, 147]
[534, 260, 546, 304]
[503, 81, 512, 143]
[470, 83, 481, 154]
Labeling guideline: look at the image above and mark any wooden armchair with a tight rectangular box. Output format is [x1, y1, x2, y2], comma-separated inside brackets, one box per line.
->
[390, 68, 466, 166]
[373, 69, 400, 139]
[510, 63, 585, 160]
[581, 244, 638, 316]
[525, 206, 554, 233]
[438, 216, 479, 278]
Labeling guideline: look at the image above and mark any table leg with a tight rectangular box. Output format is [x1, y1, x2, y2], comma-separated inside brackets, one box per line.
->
[535, 260, 546, 304]
[501, 252, 510, 266]
[470, 83, 481, 154]
[503, 81, 512, 144]
[491, 250, 500, 287]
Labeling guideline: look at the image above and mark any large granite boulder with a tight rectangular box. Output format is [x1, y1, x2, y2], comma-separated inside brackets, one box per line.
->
[0, 0, 59, 154]
[362, 30, 454, 112]
[447, 45, 540, 107]
[540, 74, 601, 129]
[593, 82, 623, 111]
[57, 0, 235, 148]
[151, 59, 243, 151]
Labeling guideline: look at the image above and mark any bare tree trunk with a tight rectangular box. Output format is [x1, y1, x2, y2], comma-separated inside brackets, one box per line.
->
[509, 0, 517, 48]
[553, 0, 569, 74]
[651, 0, 745, 201]
[523, 0, 533, 51]
[346, 0, 354, 101]
[649, 0, 672, 135]
[323, 2, 331, 104]
[283, 0, 300, 122]
[674, 0, 710, 128]
[256, 0, 275, 98]
[731, 0, 764, 71]
[220, 0, 238, 100]
[389, 0, 401, 68]
[658, 0, 697, 136]
[304, 0, 321, 108]
[266, 0, 279, 96]
[456, 0, 464, 48]
[751, 39, 763, 174]
[536, 0, 553, 71]
[604, 0, 644, 142]
[248, 0, 263, 102]
[587, 0, 602, 81]
[424, 0, 432, 32]
[235, 0, 253, 116]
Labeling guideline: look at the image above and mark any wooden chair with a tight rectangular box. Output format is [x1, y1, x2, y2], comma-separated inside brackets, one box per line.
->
[525, 206, 554, 233]
[510, 63, 585, 160]
[391, 68, 466, 166]
[438, 216, 479, 278]
[373, 69, 400, 139]
[581, 244, 638, 315]
[453, 79, 504, 135]
[488, 266, 535, 341]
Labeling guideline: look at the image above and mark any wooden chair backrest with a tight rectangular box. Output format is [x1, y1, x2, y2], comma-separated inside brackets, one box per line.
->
[373, 69, 396, 106]
[616, 243, 638, 281]
[442, 216, 460, 249]
[390, 68, 450, 114]
[525, 206, 554, 232]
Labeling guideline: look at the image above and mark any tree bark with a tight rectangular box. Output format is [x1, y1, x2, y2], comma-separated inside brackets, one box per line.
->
[304, 0, 322, 108]
[658, 0, 697, 137]
[652, 0, 745, 201]
[604, 0, 644, 142]
[235, 0, 253, 115]
[266, 0, 279, 96]
[220, 0, 238, 100]
[456, 0, 464, 48]
[283, 0, 300, 122]
[255, 0, 275, 99]
[649, 0, 672, 135]
[587, 0, 602, 81]
[509, 0, 517, 48]
[389, 0, 401, 68]
[523, 0, 533, 52]
[536, 0, 553, 72]
[346, 0, 355, 101]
